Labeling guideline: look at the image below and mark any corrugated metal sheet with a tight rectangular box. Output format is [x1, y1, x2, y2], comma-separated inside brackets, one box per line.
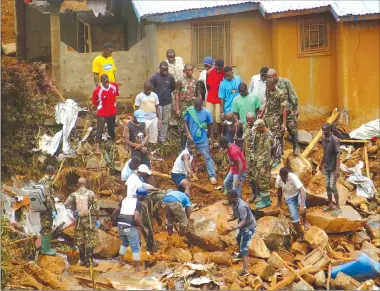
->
[331, 1, 379, 16]
[260, 1, 332, 14]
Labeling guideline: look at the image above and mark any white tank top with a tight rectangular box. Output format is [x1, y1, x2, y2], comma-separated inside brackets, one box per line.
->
[171, 149, 193, 174]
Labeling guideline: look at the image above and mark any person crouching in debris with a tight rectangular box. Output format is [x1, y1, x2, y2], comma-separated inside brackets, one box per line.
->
[226, 189, 256, 277]
[171, 140, 197, 196]
[161, 189, 191, 237]
[92, 74, 119, 154]
[219, 136, 247, 205]
[275, 168, 308, 241]
[65, 178, 100, 267]
[39, 165, 57, 256]
[112, 187, 148, 271]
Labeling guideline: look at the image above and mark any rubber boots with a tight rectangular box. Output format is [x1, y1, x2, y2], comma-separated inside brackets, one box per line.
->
[256, 195, 272, 210]
[85, 247, 98, 268]
[40, 235, 56, 256]
[292, 133, 300, 156]
[78, 245, 86, 266]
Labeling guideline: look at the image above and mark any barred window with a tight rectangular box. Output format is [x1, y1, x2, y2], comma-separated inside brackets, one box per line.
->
[191, 21, 231, 70]
[298, 18, 331, 57]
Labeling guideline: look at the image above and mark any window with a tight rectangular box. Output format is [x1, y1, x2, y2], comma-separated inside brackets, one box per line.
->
[298, 18, 330, 57]
[191, 21, 231, 70]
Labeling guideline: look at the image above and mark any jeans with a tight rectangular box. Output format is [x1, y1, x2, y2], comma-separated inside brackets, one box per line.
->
[324, 170, 338, 194]
[286, 192, 306, 223]
[96, 115, 116, 143]
[236, 228, 255, 256]
[118, 224, 140, 261]
[158, 104, 171, 142]
[224, 170, 247, 198]
[195, 140, 216, 178]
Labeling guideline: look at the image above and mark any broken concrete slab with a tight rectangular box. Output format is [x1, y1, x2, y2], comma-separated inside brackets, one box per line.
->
[306, 206, 364, 233]
[291, 241, 310, 255]
[314, 270, 326, 288]
[350, 195, 368, 207]
[306, 183, 350, 207]
[304, 226, 329, 249]
[366, 215, 380, 240]
[249, 236, 270, 259]
[298, 130, 313, 145]
[350, 231, 371, 245]
[93, 229, 121, 258]
[256, 216, 291, 250]
[334, 272, 361, 290]
[37, 255, 66, 275]
[2, 43, 16, 55]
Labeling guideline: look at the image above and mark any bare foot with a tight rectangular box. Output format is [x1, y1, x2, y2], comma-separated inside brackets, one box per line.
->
[118, 261, 126, 268]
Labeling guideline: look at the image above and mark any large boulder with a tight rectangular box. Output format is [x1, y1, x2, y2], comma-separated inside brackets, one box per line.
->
[306, 182, 350, 207]
[163, 247, 192, 262]
[256, 216, 291, 250]
[94, 229, 121, 258]
[304, 226, 329, 249]
[286, 152, 312, 187]
[209, 252, 233, 266]
[188, 201, 237, 251]
[37, 255, 66, 275]
[306, 206, 364, 233]
[248, 258, 275, 280]
[248, 236, 270, 259]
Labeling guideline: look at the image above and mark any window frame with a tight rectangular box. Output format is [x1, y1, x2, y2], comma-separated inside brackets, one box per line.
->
[297, 17, 331, 57]
[190, 20, 232, 70]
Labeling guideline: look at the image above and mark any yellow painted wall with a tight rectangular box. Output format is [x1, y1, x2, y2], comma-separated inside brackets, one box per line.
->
[271, 13, 338, 120]
[156, 10, 272, 84]
[336, 20, 380, 128]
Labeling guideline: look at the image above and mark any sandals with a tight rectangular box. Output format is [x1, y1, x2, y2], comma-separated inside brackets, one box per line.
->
[331, 209, 343, 216]
[323, 206, 335, 212]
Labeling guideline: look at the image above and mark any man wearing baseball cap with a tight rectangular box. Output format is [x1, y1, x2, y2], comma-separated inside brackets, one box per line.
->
[248, 119, 274, 209]
[123, 109, 150, 167]
[199, 56, 213, 103]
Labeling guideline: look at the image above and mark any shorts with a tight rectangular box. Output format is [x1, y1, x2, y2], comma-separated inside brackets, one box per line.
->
[324, 170, 338, 194]
[171, 172, 187, 192]
[162, 201, 188, 233]
[285, 192, 306, 223]
[236, 228, 255, 256]
[145, 117, 158, 144]
[206, 102, 221, 124]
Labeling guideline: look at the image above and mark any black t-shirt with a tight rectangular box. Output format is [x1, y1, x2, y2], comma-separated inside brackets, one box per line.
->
[149, 72, 176, 106]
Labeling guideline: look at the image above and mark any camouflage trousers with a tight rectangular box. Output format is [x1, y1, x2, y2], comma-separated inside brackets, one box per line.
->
[75, 216, 96, 248]
[246, 153, 255, 182]
[177, 100, 193, 133]
[264, 114, 283, 162]
[40, 210, 53, 236]
[286, 109, 298, 137]
[252, 161, 272, 195]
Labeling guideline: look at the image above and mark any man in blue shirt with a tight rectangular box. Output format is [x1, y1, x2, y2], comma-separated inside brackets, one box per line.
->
[219, 66, 242, 120]
[184, 98, 217, 185]
[162, 189, 191, 236]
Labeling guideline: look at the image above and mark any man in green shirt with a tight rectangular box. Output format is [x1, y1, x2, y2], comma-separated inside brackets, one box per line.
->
[232, 83, 261, 123]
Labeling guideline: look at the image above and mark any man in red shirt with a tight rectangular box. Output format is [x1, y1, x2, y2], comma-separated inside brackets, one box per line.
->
[92, 74, 119, 153]
[219, 136, 247, 204]
[206, 59, 224, 139]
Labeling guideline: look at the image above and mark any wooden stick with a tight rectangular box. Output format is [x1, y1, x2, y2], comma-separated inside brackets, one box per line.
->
[271, 252, 314, 290]
[268, 265, 317, 290]
[364, 143, 370, 178]
[52, 159, 66, 185]
[327, 262, 332, 290]
[340, 139, 370, 143]
[14, 235, 38, 244]
[52, 86, 66, 102]
[151, 170, 212, 193]
[301, 109, 340, 158]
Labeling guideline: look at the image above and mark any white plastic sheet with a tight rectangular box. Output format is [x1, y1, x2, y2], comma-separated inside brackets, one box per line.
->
[87, 0, 107, 17]
[350, 119, 380, 140]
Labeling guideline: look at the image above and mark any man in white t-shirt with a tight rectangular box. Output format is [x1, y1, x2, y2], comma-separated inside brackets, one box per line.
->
[248, 66, 268, 111]
[126, 164, 155, 198]
[135, 82, 161, 145]
[275, 167, 308, 241]
[171, 140, 196, 196]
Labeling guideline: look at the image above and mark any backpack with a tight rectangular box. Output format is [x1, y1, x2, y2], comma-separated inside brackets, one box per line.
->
[74, 190, 93, 217]
[29, 182, 47, 212]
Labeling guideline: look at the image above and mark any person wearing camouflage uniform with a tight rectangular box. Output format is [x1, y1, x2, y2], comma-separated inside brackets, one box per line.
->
[39, 165, 57, 256]
[267, 69, 300, 155]
[261, 77, 287, 167]
[175, 64, 202, 149]
[65, 178, 100, 268]
[250, 119, 274, 209]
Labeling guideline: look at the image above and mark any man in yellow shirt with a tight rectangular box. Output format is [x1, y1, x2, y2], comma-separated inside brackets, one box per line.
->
[92, 43, 116, 87]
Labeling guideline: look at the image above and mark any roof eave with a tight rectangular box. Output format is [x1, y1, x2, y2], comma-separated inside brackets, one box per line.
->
[338, 14, 380, 22]
[262, 6, 331, 19]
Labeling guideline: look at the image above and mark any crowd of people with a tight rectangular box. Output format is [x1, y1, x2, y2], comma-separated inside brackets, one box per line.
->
[36, 42, 342, 276]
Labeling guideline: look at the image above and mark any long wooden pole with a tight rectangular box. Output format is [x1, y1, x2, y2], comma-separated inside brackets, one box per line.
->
[301, 109, 340, 158]
[268, 265, 317, 290]
[364, 143, 370, 178]
[151, 171, 211, 193]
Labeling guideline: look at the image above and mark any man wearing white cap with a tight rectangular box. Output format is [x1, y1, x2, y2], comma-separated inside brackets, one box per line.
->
[125, 164, 155, 199]
[123, 109, 150, 167]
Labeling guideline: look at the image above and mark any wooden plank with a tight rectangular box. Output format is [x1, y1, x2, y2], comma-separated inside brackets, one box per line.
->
[364, 143, 370, 178]
[340, 139, 370, 143]
[301, 109, 340, 158]
[302, 248, 330, 269]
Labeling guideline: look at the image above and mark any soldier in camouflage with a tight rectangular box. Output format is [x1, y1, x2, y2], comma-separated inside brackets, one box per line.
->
[250, 119, 274, 209]
[175, 64, 202, 149]
[260, 78, 287, 167]
[267, 69, 300, 155]
[39, 165, 57, 256]
[65, 178, 100, 267]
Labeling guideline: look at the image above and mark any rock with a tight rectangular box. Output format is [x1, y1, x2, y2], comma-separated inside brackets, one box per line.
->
[249, 236, 270, 259]
[291, 241, 310, 255]
[306, 183, 350, 207]
[304, 226, 329, 249]
[193, 252, 209, 264]
[293, 281, 313, 290]
[221, 267, 239, 283]
[337, 177, 355, 192]
[2, 43, 16, 55]
[360, 241, 380, 261]
[86, 154, 107, 169]
[27, 262, 68, 290]
[37, 255, 66, 275]
[230, 279, 241, 290]
[20, 273, 44, 290]
[256, 216, 291, 250]
[216, 214, 231, 235]
[306, 206, 364, 233]
[334, 272, 360, 290]
[314, 270, 326, 288]
[286, 153, 312, 187]
[97, 199, 119, 209]
[248, 258, 275, 280]
[209, 252, 232, 266]
[350, 231, 370, 245]
[163, 247, 192, 262]
[298, 130, 313, 144]
[366, 215, 380, 240]
[188, 201, 237, 251]
[93, 229, 121, 258]
[302, 273, 316, 285]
